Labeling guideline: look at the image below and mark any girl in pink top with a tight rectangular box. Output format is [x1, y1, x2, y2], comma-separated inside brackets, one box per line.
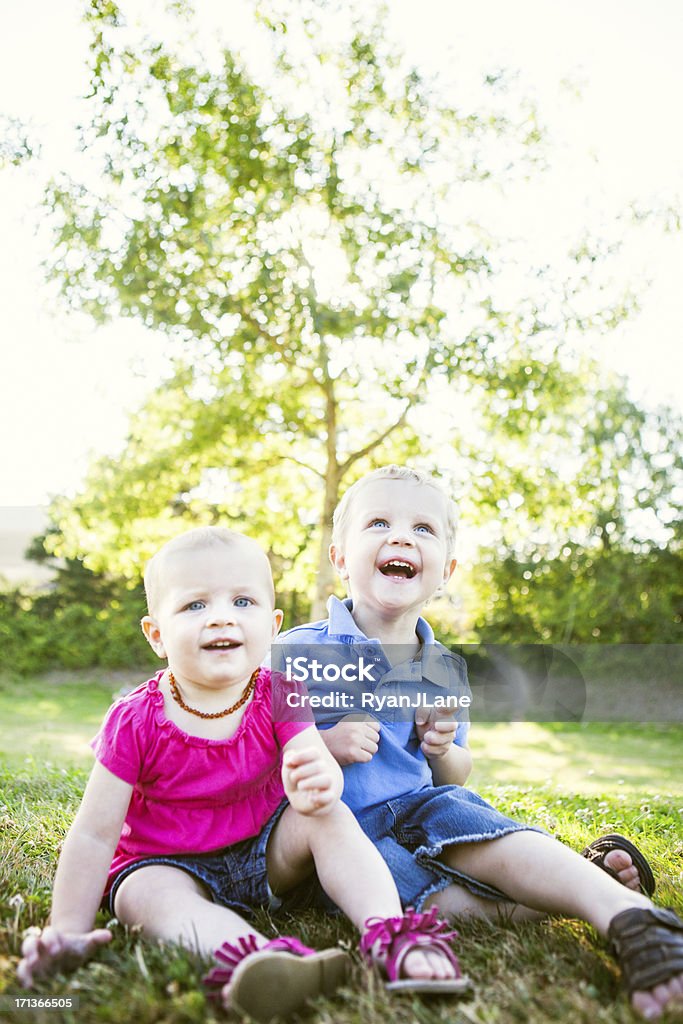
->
[18, 527, 470, 1021]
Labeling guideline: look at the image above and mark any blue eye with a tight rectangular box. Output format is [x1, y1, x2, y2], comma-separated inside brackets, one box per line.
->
[234, 597, 253, 608]
[415, 524, 434, 534]
[185, 600, 205, 611]
[370, 519, 389, 528]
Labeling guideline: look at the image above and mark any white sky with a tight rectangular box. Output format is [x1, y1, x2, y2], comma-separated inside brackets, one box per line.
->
[0, 0, 681, 507]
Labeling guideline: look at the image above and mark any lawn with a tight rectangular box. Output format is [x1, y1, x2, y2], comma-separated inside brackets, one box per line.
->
[1, 670, 682, 1023]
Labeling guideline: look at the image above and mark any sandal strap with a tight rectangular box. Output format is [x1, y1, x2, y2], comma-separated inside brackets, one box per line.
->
[608, 906, 683, 995]
[582, 832, 656, 897]
[360, 906, 461, 982]
[203, 934, 316, 991]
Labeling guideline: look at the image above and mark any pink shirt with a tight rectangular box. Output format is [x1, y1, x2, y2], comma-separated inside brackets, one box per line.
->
[91, 668, 312, 894]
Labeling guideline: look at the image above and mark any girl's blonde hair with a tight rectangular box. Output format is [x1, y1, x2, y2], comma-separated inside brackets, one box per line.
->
[331, 465, 458, 557]
[143, 526, 273, 614]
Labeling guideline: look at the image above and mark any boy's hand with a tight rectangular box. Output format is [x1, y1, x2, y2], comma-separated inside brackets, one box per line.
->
[415, 706, 458, 760]
[321, 715, 381, 766]
[17, 925, 112, 988]
[282, 746, 337, 816]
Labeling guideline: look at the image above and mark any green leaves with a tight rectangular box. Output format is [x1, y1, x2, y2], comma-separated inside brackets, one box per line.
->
[34, 0, 681, 627]
[0, 115, 39, 168]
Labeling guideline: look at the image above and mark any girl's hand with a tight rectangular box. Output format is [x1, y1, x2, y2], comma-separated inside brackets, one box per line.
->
[282, 746, 337, 816]
[415, 706, 458, 760]
[17, 925, 112, 988]
[321, 715, 381, 765]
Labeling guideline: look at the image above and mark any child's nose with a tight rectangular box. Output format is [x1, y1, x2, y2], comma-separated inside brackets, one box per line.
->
[207, 604, 236, 626]
[388, 527, 414, 546]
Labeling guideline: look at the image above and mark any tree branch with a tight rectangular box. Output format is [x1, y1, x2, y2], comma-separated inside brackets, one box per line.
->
[339, 401, 412, 476]
[281, 454, 326, 480]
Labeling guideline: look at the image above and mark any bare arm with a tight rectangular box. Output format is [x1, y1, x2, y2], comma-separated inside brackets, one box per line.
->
[281, 726, 344, 815]
[428, 737, 473, 786]
[18, 762, 133, 986]
[415, 707, 473, 786]
[319, 715, 381, 765]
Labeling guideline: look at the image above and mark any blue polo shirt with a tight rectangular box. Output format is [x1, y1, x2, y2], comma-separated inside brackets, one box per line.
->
[275, 597, 471, 813]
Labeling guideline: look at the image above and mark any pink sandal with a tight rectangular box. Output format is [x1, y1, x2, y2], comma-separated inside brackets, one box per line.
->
[203, 933, 351, 1021]
[360, 906, 472, 993]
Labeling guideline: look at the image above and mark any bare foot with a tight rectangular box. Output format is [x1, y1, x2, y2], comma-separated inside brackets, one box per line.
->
[632, 974, 683, 1019]
[603, 849, 642, 892]
[401, 946, 458, 981]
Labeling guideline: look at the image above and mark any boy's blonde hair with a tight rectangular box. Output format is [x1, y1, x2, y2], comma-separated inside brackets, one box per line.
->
[144, 526, 274, 615]
[332, 465, 458, 557]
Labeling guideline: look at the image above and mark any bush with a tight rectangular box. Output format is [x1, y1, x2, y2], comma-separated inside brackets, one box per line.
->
[0, 576, 156, 675]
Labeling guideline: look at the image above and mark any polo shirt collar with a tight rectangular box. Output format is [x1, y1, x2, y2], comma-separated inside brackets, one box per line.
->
[326, 596, 367, 640]
[325, 597, 446, 685]
[326, 595, 437, 643]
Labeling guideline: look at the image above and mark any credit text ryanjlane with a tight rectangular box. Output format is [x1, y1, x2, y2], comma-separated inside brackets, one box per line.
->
[285, 692, 472, 711]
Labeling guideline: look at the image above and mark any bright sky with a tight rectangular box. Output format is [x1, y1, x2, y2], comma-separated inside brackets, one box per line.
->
[0, 0, 681, 507]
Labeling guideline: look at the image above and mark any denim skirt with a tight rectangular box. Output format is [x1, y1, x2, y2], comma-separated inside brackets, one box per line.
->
[108, 800, 291, 918]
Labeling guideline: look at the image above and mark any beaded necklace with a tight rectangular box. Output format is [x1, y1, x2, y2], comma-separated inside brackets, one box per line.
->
[168, 667, 258, 719]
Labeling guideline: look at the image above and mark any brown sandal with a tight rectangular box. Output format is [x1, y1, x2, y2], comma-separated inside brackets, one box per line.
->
[582, 833, 656, 897]
[608, 906, 683, 996]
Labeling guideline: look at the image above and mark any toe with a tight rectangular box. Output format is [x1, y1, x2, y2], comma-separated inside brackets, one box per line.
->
[424, 949, 446, 979]
[603, 850, 642, 889]
[632, 990, 663, 1019]
[401, 947, 457, 981]
[401, 949, 433, 980]
[430, 948, 456, 979]
[632, 976, 683, 1019]
[665, 976, 683, 1000]
[659, 976, 683, 1005]
[603, 849, 631, 873]
[620, 867, 641, 890]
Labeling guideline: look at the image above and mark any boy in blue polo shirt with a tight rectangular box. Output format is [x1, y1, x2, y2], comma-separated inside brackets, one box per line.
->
[277, 465, 683, 1020]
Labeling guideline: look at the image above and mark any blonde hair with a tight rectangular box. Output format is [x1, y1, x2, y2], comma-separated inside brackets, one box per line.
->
[143, 526, 274, 615]
[332, 465, 458, 557]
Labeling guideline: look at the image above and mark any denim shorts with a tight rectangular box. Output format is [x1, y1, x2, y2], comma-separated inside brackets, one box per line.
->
[108, 800, 294, 919]
[357, 786, 545, 908]
[293, 786, 545, 914]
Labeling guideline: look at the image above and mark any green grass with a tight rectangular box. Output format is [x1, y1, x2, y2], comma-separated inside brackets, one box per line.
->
[1, 670, 682, 1023]
[0, 671, 139, 765]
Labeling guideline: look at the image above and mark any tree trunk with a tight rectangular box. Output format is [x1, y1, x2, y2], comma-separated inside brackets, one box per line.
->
[311, 350, 341, 619]
[311, 472, 341, 619]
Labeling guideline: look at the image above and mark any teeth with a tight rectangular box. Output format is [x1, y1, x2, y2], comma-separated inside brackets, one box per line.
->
[380, 559, 416, 577]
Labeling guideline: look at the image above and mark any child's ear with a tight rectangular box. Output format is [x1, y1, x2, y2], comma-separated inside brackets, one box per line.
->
[271, 609, 284, 638]
[141, 616, 166, 658]
[329, 543, 349, 580]
[443, 557, 457, 585]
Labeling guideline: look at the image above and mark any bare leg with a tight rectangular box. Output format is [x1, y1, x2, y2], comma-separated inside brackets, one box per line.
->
[423, 845, 643, 922]
[268, 802, 400, 926]
[441, 831, 649, 930]
[424, 882, 544, 924]
[114, 865, 262, 955]
[442, 831, 683, 1019]
[113, 863, 353, 1017]
[267, 802, 455, 980]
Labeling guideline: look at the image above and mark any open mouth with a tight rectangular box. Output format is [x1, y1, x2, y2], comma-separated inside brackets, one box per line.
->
[202, 640, 241, 651]
[378, 559, 417, 579]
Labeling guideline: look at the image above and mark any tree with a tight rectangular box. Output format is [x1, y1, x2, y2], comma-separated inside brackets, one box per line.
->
[0, 115, 37, 169]
[44, 0, 644, 615]
[465, 378, 683, 642]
